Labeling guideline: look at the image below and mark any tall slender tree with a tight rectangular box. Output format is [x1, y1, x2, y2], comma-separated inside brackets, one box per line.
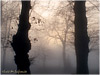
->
[74, 1, 89, 74]
[11, 1, 31, 74]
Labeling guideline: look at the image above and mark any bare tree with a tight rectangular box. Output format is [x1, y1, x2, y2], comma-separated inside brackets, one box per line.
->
[74, 1, 89, 74]
[11, 1, 31, 74]
[45, 2, 74, 73]
[1, 1, 20, 71]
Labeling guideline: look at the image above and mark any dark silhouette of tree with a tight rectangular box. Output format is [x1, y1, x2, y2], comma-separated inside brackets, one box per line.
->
[74, 1, 89, 74]
[11, 1, 31, 74]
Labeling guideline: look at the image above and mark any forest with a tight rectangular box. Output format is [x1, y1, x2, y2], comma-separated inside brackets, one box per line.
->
[1, 0, 99, 74]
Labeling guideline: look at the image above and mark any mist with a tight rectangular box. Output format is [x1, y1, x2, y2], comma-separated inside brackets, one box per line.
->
[1, 1, 99, 74]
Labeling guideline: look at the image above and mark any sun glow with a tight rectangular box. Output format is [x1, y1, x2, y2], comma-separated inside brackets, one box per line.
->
[42, 11, 50, 18]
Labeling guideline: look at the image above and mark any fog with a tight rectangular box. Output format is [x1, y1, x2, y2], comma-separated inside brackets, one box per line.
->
[1, 44, 99, 74]
[1, 1, 99, 74]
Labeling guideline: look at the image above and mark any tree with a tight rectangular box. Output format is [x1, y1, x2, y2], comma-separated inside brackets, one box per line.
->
[1, 1, 20, 71]
[45, 2, 74, 73]
[11, 1, 31, 74]
[74, 1, 89, 74]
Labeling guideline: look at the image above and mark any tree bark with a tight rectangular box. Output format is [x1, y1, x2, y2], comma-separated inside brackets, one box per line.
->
[74, 1, 89, 74]
[11, 1, 31, 74]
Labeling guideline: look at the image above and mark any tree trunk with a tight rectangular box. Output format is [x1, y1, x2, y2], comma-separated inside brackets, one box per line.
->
[74, 1, 89, 74]
[62, 43, 66, 73]
[11, 1, 31, 74]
